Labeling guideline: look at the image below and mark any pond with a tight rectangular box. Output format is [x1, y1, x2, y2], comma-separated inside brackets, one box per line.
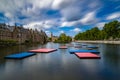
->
[0, 42, 120, 80]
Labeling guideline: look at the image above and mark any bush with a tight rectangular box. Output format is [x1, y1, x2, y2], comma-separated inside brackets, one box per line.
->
[0, 39, 18, 46]
[54, 33, 72, 43]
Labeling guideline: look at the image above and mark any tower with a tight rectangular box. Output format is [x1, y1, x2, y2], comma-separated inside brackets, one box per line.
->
[51, 32, 53, 42]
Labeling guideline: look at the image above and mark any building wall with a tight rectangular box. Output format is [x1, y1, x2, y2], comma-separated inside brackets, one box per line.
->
[50, 32, 58, 42]
[0, 23, 47, 44]
[0, 24, 12, 40]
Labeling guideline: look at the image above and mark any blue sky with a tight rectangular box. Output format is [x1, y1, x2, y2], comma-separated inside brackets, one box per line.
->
[0, 0, 120, 37]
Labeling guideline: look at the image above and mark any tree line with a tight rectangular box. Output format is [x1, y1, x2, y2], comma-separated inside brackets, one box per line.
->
[54, 33, 72, 43]
[74, 20, 120, 40]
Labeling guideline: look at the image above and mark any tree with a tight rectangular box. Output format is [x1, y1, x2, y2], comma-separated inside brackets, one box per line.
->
[55, 33, 72, 43]
[74, 27, 100, 40]
[103, 20, 120, 40]
[74, 20, 120, 40]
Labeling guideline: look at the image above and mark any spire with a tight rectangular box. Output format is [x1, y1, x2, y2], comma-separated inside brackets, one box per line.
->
[51, 32, 53, 38]
[51, 32, 53, 42]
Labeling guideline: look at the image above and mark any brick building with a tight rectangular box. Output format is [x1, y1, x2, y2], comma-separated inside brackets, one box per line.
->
[0, 23, 47, 44]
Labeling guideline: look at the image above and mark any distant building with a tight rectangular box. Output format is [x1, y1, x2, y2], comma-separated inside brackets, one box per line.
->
[51, 32, 58, 42]
[12, 26, 27, 43]
[0, 23, 47, 44]
[0, 23, 12, 40]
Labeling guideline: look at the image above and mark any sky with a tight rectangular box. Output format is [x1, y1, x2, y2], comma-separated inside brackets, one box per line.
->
[0, 0, 120, 37]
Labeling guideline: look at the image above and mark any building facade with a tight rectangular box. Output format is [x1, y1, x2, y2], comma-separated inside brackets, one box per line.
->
[51, 32, 58, 42]
[0, 23, 12, 40]
[0, 23, 47, 44]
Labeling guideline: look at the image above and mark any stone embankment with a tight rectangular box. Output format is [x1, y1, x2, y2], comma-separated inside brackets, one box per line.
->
[75, 40, 120, 44]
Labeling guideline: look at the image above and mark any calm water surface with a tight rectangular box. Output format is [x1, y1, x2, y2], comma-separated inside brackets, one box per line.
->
[0, 42, 120, 80]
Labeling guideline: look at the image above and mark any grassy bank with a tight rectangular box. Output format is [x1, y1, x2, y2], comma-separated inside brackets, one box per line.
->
[0, 40, 18, 47]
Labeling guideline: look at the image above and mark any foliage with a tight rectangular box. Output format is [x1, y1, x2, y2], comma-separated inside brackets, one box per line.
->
[103, 20, 120, 39]
[54, 33, 72, 43]
[48, 37, 52, 41]
[74, 20, 120, 40]
[0, 39, 18, 46]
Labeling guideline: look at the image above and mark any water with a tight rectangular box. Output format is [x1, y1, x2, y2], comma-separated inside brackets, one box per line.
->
[0, 42, 120, 80]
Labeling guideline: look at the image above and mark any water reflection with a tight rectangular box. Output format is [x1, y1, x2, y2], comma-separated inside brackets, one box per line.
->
[0, 42, 120, 80]
[102, 44, 120, 68]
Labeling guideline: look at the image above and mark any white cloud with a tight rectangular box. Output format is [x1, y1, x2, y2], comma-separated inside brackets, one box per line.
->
[0, 0, 54, 24]
[23, 22, 43, 30]
[52, 0, 78, 10]
[8, 21, 15, 26]
[61, 7, 81, 21]
[96, 22, 106, 29]
[59, 30, 64, 33]
[45, 30, 51, 37]
[52, 0, 101, 22]
[30, 0, 52, 9]
[23, 19, 61, 30]
[106, 12, 120, 20]
[45, 31, 50, 33]
[4, 12, 13, 18]
[60, 11, 98, 27]
[0, 0, 101, 28]
[52, 0, 64, 10]
[71, 28, 82, 32]
[61, 21, 77, 27]
[44, 19, 59, 27]
[88, 0, 101, 9]
[80, 11, 97, 24]
[23, 21, 52, 30]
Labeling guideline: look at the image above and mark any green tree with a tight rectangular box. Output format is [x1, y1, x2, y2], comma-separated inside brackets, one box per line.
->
[74, 27, 100, 40]
[74, 20, 120, 40]
[103, 20, 120, 40]
[55, 33, 72, 43]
